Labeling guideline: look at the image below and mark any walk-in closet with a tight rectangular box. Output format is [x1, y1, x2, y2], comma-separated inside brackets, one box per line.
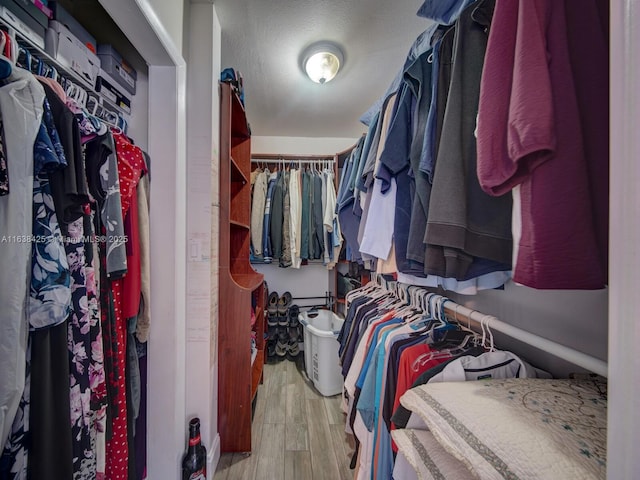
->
[0, 0, 637, 479]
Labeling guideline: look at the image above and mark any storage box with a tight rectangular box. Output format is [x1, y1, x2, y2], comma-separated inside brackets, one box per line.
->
[31, 0, 52, 20]
[97, 44, 136, 95]
[95, 69, 131, 114]
[48, 2, 95, 53]
[0, 0, 45, 48]
[300, 309, 345, 397]
[0, 0, 48, 29]
[45, 19, 99, 87]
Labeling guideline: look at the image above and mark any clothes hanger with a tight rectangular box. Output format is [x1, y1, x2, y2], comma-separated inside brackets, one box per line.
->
[480, 314, 496, 352]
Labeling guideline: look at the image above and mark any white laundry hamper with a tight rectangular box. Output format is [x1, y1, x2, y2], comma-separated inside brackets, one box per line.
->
[299, 309, 345, 396]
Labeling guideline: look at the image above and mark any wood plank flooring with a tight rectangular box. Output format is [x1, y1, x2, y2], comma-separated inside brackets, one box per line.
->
[214, 359, 355, 480]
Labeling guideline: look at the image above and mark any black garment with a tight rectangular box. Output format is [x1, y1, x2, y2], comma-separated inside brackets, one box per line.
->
[340, 303, 380, 376]
[312, 172, 324, 260]
[307, 170, 318, 259]
[300, 170, 310, 260]
[40, 81, 89, 234]
[28, 322, 73, 480]
[425, 0, 513, 278]
[126, 317, 140, 480]
[382, 335, 426, 428]
[134, 351, 148, 480]
[84, 133, 115, 206]
[432, 25, 456, 178]
[391, 345, 485, 429]
[405, 46, 435, 266]
[269, 170, 284, 260]
[337, 295, 369, 354]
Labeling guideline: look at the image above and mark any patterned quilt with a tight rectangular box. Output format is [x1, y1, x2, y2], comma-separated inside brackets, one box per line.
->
[399, 378, 607, 479]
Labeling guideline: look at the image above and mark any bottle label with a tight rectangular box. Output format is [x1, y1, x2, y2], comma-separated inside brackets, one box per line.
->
[188, 470, 205, 480]
[189, 434, 201, 447]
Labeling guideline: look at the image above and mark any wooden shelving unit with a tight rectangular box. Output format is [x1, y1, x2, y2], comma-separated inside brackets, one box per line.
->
[218, 82, 265, 453]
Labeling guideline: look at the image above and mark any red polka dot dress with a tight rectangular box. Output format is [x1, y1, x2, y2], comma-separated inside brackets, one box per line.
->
[104, 130, 145, 479]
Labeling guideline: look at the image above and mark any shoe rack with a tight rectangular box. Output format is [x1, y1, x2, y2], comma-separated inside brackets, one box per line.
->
[217, 81, 265, 453]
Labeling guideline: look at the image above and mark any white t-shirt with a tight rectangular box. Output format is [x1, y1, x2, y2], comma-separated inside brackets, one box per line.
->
[429, 350, 551, 383]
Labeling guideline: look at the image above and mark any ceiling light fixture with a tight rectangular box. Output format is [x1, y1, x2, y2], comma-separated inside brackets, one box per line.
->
[302, 42, 344, 84]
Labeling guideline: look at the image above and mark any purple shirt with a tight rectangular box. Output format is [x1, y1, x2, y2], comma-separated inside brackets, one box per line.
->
[476, 0, 606, 289]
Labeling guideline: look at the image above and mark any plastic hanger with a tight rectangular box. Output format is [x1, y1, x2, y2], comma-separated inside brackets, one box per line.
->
[480, 314, 496, 352]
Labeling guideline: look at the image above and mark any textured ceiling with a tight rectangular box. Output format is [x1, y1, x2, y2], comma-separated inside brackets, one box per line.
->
[214, 0, 431, 138]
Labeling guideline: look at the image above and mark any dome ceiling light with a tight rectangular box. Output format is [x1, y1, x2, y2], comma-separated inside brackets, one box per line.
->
[302, 42, 344, 84]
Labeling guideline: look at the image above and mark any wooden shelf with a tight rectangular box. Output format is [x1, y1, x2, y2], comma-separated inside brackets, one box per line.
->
[230, 90, 250, 139]
[218, 82, 264, 454]
[251, 351, 264, 399]
[231, 272, 264, 291]
[230, 219, 250, 230]
[230, 156, 248, 184]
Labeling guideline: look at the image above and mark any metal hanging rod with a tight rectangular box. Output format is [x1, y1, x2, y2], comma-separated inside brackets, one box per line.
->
[251, 153, 335, 163]
[368, 277, 608, 377]
[441, 302, 608, 377]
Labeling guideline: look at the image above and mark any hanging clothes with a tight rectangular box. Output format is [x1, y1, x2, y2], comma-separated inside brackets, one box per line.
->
[103, 129, 145, 480]
[340, 281, 552, 480]
[261, 169, 277, 263]
[311, 170, 324, 260]
[269, 169, 284, 260]
[323, 168, 342, 269]
[289, 167, 302, 268]
[250, 168, 268, 258]
[422, 0, 513, 278]
[0, 67, 45, 454]
[279, 169, 292, 267]
[476, 0, 608, 289]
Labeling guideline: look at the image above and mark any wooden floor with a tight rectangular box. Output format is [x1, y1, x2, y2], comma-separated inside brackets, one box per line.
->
[214, 358, 355, 480]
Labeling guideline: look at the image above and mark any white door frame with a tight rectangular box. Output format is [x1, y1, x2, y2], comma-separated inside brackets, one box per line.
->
[98, 1, 188, 478]
[96, 0, 640, 477]
[608, 0, 640, 478]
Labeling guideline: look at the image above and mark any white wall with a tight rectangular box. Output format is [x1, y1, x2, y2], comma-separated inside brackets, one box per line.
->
[185, 3, 222, 476]
[253, 263, 333, 310]
[253, 135, 358, 155]
[210, 9, 222, 476]
[147, 0, 185, 53]
[447, 285, 608, 377]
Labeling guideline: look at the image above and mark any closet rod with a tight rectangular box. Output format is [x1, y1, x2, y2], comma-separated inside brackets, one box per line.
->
[442, 302, 608, 377]
[251, 153, 335, 163]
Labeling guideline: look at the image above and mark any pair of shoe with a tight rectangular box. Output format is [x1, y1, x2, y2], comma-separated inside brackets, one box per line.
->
[287, 324, 301, 357]
[267, 291, 293, 315]
[267, 303, 300, 328]
[288, 304, 300, 328]
[266, 326, 282, 361]
[267, 291, 279, 315]
[275, 328, 301, 358]
[277, 292, 292, 314]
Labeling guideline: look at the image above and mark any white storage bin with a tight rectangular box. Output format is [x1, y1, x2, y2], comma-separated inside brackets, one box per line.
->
[45, 20, 99, 86]
[300, 309, 344, 397]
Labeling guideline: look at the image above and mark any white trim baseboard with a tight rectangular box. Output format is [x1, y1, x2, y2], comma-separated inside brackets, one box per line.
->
[207, 433, 221, 479]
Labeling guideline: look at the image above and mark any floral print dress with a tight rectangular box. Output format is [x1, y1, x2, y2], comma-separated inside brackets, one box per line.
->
[1, 98, 70, 479]
[66, 213, 108, 480]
